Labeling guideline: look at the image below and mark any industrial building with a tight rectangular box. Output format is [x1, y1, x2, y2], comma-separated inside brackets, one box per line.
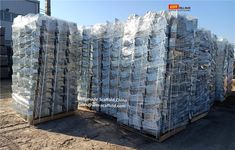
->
[0, 0, 39, 45]
[0, 0, 39, 79]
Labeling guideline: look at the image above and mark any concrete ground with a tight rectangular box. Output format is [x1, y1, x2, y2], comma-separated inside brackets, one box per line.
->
[0, 79, 235, 150]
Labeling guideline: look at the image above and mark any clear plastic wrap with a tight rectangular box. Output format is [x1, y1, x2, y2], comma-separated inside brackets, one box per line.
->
[190, 29, 217, 118]
[12, 12, 234, 138]
[215, 39, 234, 101]
[77, 26, 92, 105]
[12, 14, 79, 122]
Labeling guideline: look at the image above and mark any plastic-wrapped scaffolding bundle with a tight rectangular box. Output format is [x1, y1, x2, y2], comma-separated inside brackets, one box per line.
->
[77, 27, 92, 105]
[161, 12, 198, 132]
[86, 12, 200, 138]
[208, 34, 217, 102]
[34, 17, 57, 118]
[87, 21, 126, 118]
[85, 22, 123, 117]
[101, 22, 112, 98]
[53, 20, 70, 115]
[110, 20, 124, 117]
[226, 44, 234, 94]
[215, 39, 234, 101]
[12, 14, 41, 121]
[90, 24, 104, 99]
[12, 14, 78, 123]
[67, 22, 80, 111]
[89, 23, 117, 117]
[117, 15, 140, 125]
[90, 24, 104, 111]
[191, 29, 216, 117]
[141, 12, 168, 136]
[110, 19, 123, 99]
[128, 14, 148, 130]
[99, 22, 114, 115]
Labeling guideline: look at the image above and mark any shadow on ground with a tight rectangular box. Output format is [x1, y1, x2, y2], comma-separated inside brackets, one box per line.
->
[1, 79, 235, 150]
[0, 79, 12, 99]
[36, 93, 235, 150]
[37, 109, 152, 149]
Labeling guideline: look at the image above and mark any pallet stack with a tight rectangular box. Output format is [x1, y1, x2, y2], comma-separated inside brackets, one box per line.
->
[117, 15, 140, 125]
[129, 15, 148, 130]
[161, 12, 198, 133]
[78, 11, 233, 140]
[90, 24, 104, 99]
[215, 39, 234, 101]
[89, 22, 123, 117]
[77, 27, 92, 106]
[11, 14, 78, 124]
[191, 29, 217, 118]
[110, 20, 123, 99]
[0, 26, 11, 79]
[99, 22, 114, 115]
[84, 12, 200, 138]
[209, 34, 217, 102]
[141, 13, 167, 135]
[110, 20, 123, 118]
[90, 24, 104, 112]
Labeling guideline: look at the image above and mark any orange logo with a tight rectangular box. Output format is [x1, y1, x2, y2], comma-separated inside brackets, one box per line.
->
[168, 4, 179, 10]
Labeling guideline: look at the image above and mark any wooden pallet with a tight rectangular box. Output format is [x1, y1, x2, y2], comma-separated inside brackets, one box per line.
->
[119, 123, 186, 142]
[31, 111, 76, 125]
[190, 112, 208, 123]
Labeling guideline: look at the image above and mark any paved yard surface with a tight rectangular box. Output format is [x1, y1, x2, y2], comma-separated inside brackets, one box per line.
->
[0, 79, 235, 150]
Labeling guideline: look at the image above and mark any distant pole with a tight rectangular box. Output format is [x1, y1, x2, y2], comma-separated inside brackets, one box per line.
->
[45, 0, 51, 16]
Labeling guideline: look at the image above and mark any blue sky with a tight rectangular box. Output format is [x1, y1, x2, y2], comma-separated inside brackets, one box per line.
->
[39, 0, 235, 43]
